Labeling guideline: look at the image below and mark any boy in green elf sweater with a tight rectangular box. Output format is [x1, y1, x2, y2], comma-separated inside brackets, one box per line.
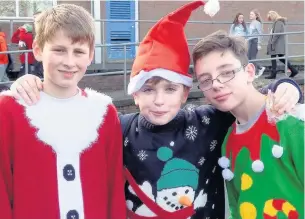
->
[192, 30, 304, 219]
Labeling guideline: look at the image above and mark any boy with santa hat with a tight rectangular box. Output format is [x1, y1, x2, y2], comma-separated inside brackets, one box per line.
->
[8, 1, 303, 219]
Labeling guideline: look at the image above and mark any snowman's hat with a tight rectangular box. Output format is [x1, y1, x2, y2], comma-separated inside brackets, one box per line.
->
[157, 147, 199, 191]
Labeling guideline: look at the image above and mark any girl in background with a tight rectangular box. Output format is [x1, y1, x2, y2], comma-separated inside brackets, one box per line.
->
[266, 10, 298, 79]
[229, 13, 248, 37]
[248, 9, 265, 77]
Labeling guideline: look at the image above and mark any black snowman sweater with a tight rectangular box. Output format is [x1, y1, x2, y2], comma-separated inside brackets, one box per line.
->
[122, 106, 233, 219]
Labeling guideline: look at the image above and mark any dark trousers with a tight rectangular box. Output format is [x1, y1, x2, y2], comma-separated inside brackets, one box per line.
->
[248, 38, 262, 70]
[271, 54, 298, 75]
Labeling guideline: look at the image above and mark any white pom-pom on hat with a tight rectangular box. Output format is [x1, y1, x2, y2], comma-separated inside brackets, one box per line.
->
[272, 144, 284, 158]
[203, 0, 220, 17]
[252, 160, 264, 172]
[222, 168, 234, 181]
[218, 156, 230, 169]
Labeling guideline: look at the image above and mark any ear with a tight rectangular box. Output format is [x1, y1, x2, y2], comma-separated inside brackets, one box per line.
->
[32, 41, 42, 61]
[88, 49, 94, 65]
[182, 87, 190, 104]
[245, 63, 256, 83]
[133, 92, 139, 106]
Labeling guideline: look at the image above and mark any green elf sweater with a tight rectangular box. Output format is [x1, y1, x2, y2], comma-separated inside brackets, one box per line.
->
[219, 105, 304, 219]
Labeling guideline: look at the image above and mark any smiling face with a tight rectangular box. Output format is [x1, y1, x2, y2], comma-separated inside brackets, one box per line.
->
[156, 186, 195, 211]
[238, 14, 244, 24]
[250, 11, 257, 20]
[33, 30, 93, 97]
[133, 78, 189, 125]
[195, 50, 256, 112]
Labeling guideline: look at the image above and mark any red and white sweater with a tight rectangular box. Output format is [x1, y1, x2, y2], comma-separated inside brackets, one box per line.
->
[0, 89, 126, 219]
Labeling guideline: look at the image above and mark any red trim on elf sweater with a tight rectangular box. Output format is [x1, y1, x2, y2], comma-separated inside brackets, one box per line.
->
[225, 110, 280, 171]
[124, 168, 195, 219]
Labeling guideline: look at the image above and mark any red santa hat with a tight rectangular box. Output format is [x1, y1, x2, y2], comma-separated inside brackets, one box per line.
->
[128, 0, 220, 94]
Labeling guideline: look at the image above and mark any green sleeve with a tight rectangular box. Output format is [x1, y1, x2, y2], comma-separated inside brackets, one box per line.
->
[288, 117, 304, 185]
[277, 111, 304, 186]
[226, 181, 239, 219]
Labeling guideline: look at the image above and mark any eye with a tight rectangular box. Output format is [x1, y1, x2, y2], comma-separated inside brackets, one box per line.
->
[166, 87, 176, 92]
[75, 50, 85, 54]
[172, 192, 177, 196]
[221, 71, 234, 77]
[142, 88, 153, 93]
[185, 189, 189, 194]
[53, 49, 64, 52]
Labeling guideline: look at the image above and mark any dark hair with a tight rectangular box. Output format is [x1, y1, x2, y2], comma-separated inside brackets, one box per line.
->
[192, 30, 248, 67]
[232, 13, 247, 32]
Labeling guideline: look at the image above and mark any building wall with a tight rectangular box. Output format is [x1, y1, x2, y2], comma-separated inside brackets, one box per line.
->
[138, 1, 304, 59]
[1, 0, 303, 66]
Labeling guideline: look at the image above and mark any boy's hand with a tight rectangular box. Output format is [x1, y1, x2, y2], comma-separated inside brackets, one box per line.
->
[10, 74, 43, 105]
[272, 82, 300, 115]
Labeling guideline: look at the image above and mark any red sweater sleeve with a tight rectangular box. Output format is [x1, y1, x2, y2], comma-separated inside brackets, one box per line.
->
[0, 95, 14, 219]
[11, 29, 20, 43]
[106, 104, 127, 219]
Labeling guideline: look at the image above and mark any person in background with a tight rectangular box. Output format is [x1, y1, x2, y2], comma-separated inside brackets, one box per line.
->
[32, 10, 44, 78]
[0, 26, 9, 82]
[266, 10, 299, 79]
[248, 9, 265, 77]
[11, 23, 35, 77]
[229, 13, 248, 38]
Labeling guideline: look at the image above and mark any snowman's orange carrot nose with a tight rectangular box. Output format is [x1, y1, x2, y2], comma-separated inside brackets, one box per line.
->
[179, 196, 192, 207]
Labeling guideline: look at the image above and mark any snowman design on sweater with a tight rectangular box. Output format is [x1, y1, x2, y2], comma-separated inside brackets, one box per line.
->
[127, 147, 207, 218]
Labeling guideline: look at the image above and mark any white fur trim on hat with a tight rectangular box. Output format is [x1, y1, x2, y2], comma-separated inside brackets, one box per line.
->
[127, 68, 193, 94]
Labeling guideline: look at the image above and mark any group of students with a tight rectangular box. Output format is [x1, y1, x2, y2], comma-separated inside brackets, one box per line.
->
[0, 1, 304, 219]
[230, 10, 299, 80]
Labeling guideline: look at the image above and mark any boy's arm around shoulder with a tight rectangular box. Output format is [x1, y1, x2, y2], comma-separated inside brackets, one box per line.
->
[260, 78, 303, 103]
[105, 105, 127, 219]
[0, 94, 15, 219]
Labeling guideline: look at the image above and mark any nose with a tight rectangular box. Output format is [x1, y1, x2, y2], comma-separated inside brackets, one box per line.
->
[179, 196, 192, 207]
[62, 52, 76, 68]
[211, 78, 224, 90]
[154, 91, 165, 106]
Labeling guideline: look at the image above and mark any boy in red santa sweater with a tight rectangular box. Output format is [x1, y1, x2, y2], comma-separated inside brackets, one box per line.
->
[0, 4, 126, 219]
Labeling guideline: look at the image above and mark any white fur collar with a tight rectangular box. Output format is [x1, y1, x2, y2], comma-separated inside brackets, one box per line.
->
[18, 88, 112, 154]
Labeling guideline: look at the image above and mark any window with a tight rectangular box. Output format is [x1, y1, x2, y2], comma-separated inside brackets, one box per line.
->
[0, 0, 56, 17]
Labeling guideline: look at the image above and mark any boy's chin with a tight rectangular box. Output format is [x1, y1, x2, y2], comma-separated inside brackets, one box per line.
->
[213, 104, 235, 112]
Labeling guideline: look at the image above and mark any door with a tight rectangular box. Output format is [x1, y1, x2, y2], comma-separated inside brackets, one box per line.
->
[106, 0, 136, 60]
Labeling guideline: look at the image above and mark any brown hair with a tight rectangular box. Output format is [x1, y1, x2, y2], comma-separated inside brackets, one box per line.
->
[192, 30, 248, 67]
[34, 4, 95, 51]
[233, 13, 247, 32]
[251, 9, 263, 23]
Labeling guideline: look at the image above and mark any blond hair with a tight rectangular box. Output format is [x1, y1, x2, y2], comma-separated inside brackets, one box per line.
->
[34, 4, 95, 51]
[268, 10, 287, 22]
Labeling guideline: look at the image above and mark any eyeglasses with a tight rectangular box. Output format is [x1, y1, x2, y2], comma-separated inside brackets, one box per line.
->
[197, 65, 245, 92]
